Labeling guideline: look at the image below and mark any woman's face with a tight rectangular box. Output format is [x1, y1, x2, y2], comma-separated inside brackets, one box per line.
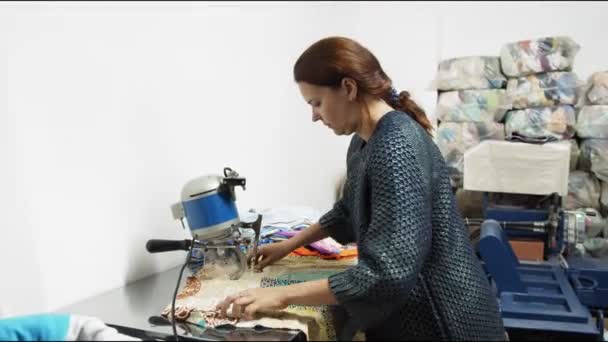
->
[297, 79, 360, 136]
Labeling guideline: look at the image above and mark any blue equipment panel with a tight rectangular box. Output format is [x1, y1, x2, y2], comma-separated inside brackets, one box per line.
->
[480, 220, 599, 337]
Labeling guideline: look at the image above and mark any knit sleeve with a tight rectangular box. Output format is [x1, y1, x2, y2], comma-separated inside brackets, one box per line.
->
[318, 195, 355, 245]
[327, 131, 432, 330]
[318, 136, 362, 245]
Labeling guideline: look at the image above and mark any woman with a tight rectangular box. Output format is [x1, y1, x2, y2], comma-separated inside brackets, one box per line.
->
[216, 36, 506, 341]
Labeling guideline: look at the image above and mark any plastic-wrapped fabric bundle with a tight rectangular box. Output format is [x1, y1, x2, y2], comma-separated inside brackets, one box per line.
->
[500, 36, 580, 77]
[565, 170, 601, 210]
[436, 89, 511, 123]
[506, 71, 581, 109]
[436, 122, 505, 186]
[435, 56, 507, 91]
[504, 105, 576, 141]
[583, 71, 608, 105]
[579, 139, 608, 182]
[576, 105, 608, 139]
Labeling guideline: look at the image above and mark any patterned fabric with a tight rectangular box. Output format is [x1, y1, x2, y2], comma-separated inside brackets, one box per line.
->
[504, 105, 576, 141]
[435, 122, 505, 187]
[576, 105, 608, 139]
[258, 277, 350, 341]
[318, 111, 506, 340]
[565, 171, 601, 210]
[435, 56, 507, 91]
[161, 256, 358, 341]
[500, 36, 580, 77]
[579, 139, 608, 182]
[506, 71, 581, 109]
[436, 89, 511, 123]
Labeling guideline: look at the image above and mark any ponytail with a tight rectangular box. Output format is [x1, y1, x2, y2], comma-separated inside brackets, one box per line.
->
[384, 88, 434, 135]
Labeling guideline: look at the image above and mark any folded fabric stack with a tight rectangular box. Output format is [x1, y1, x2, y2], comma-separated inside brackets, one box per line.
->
[502, 37, 581, 149]
[434, 56, 509, 187]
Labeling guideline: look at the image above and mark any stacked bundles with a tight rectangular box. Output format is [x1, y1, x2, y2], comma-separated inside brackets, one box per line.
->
[502, 37, 581, 149]
[566, 71, 608, 216]
[434, 56, 509, 187]
[576, 79, 608, 216]
[498, 36, 593, 214]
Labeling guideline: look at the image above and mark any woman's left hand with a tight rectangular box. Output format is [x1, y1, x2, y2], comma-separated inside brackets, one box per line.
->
[215, 287, 289, 320]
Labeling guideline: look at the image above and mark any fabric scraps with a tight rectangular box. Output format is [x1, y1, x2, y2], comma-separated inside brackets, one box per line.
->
[161, 255, 358, 341]
[507, 71, 581, 109]
[435, 56, 507, 91]
[504, 105, 576, 141]
[500, 36, 580, 77]
[436, 89, 511, 122]
[576, 105, 608, 139]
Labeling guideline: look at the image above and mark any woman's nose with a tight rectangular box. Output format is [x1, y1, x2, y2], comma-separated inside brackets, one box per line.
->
[312, 110, 321, 122]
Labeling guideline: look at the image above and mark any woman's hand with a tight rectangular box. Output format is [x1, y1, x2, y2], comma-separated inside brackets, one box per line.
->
[248, 240, 294, 271]
[215, 287, 288, 320]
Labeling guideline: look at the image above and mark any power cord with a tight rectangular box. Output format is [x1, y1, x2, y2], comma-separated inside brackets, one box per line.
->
[171, 241, 194, 341]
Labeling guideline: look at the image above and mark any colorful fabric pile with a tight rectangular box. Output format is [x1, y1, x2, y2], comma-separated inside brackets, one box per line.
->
[499, 36, 580, 77]
[436, 89, 511, 123]
[435, 56, 507, 91]
[504, 105, 576, 142]
[162, 255, 361, 341]
[506, 71, 581, 109]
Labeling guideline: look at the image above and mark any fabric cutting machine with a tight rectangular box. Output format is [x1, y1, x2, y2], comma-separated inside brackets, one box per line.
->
[146, 167, 262, 280]
[142, 167, 307, 341]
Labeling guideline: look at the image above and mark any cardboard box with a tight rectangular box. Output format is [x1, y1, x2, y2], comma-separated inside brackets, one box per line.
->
[509, 239, 545, 262]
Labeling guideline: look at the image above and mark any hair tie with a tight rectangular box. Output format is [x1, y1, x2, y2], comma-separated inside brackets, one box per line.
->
[388, 87, 400, 104]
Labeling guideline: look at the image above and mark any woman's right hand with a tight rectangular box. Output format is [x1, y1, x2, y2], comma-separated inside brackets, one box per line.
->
[248, 240, 294, 271]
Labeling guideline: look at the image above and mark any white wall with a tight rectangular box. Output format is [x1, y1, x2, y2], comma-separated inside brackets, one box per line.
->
[0, 1, 438, 315]
[1, 1, 607, 315]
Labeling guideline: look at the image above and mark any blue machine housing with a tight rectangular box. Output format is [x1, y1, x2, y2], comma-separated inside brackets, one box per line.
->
[183, 192, 239, 232]
[480, 220, 600, 337]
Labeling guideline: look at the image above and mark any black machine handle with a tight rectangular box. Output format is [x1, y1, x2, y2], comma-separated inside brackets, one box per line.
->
[146, 239, 192, 253]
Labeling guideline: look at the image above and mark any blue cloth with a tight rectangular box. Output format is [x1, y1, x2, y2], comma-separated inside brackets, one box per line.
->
[0, 314, 70, 341]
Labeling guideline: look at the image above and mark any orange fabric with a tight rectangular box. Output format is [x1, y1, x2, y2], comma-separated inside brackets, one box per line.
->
[289, 246, 358, 259]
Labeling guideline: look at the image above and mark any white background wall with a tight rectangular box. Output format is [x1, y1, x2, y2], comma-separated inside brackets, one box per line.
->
[1, 1, 606, 316]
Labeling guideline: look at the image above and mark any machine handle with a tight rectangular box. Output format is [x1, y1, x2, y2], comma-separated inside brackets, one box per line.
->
[569, 274, 599, 290]
[146, 239, 192, 253]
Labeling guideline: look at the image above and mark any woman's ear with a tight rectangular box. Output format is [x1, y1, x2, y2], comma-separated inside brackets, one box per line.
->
[341, 77, 358, 102]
